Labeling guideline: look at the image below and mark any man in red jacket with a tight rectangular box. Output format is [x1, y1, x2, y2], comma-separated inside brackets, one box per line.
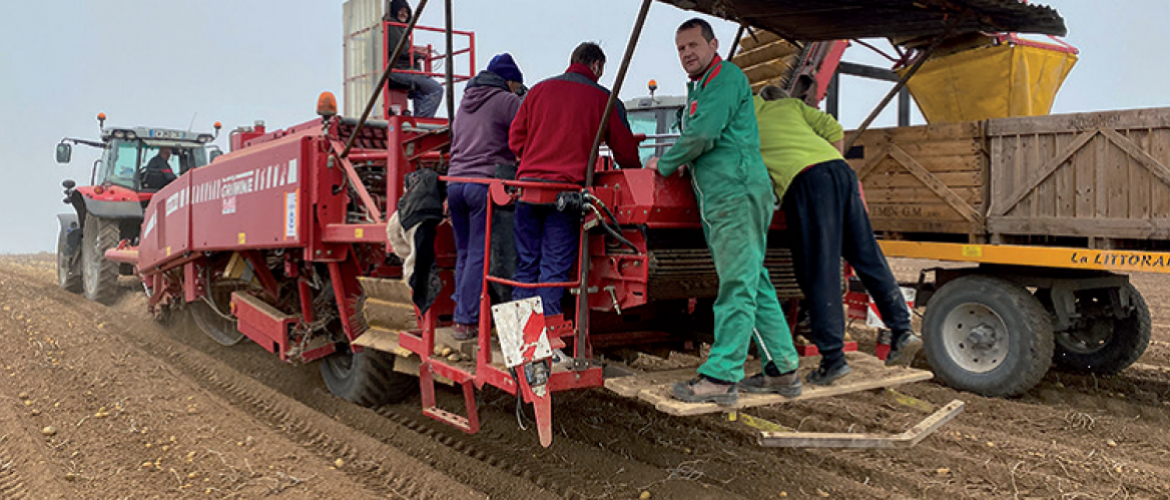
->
[508, 42, 642, 317]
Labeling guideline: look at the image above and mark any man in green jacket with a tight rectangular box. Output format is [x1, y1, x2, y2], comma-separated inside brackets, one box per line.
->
[755, 85, 922, 385]
[648, 19, 800, 405]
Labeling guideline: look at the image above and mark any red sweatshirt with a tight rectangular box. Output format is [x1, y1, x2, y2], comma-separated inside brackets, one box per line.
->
[510, 64, 642, 183]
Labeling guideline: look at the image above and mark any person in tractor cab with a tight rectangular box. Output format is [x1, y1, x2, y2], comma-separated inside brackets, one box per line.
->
[648, 19, 800, 405]
[755, 85, 923, 385]
[508, 42, 641, 319]
[141, 146, 178, 190]
[446, 53, 525, 341]
[384, 0, 442, 117]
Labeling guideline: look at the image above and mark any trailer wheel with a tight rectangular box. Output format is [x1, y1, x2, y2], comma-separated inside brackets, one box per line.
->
[1051, 283, 1150, 375]
[320, 346, 414, 406]
[81, 213, 119, 304]
[57, 228, 82, 293]
[922, 275, 1054, 397]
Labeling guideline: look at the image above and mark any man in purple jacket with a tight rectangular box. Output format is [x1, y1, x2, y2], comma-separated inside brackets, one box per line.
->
[447, 53, 525, 340]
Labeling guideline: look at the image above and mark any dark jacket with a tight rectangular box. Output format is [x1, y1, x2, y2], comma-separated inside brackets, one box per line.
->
[142, 154, 177, 189]
[449, 71, 521, 179]
[384, 0, 420, 71]
[509, 64, 641, 184]
[398, 168, 444, 230]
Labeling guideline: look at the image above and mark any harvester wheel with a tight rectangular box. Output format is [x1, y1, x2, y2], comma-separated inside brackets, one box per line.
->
[57, 227, 82, 293]
[320, 346, 414, 406]
[1050, 283, 1150, 375]
[190, 300, 245, 346]
[81, 213, 119, 304]
[922, 275, 1053, 397]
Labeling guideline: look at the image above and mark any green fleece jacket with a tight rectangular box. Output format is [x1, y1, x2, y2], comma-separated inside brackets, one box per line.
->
[754, 96, 845, 200]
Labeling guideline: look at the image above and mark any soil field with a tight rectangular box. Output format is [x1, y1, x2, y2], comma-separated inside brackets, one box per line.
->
[4, 253, 1170, 499]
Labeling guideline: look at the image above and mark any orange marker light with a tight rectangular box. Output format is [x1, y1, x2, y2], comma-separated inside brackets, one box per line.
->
[214, 121, 222, 130]
[317, 92, 338, 117]
[97, 112, 107, 121]
[648, 80, 658, 91]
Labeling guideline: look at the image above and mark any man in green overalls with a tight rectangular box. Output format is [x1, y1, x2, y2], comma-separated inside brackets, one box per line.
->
[648, 18, 800, 405]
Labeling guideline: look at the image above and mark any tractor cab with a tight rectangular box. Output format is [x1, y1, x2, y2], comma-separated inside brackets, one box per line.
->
[57, 124, 218, 194]
[623, 84, 686, 161]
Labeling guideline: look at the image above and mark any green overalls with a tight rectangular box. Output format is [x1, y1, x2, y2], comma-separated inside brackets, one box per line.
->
[657, 58, 799, 382]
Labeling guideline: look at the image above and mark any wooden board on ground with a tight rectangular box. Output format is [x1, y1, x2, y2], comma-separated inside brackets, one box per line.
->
[606, 352, 933, 417]
[757, 400, 965, 448]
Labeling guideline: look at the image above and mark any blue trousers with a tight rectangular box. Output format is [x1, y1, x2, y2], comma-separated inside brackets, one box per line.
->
[782, 159, 912, 367]
[511, 202, 580, 316]
[401, 73, 443, 118]
[448, 182, 489, 325]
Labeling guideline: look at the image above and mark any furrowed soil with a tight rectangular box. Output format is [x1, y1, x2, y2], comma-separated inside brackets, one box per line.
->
[4, 253, 1170, 499]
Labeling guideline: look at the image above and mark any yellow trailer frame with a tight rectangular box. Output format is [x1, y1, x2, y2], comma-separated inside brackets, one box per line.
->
[880, 240, 1170, 275]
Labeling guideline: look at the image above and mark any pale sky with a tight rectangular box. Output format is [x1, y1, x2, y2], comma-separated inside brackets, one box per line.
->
[1, 1, 1167, 253]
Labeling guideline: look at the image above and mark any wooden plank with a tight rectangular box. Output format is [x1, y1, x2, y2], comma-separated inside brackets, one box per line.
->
[865, 188, 982, 206]
[868, 219, 980, 235]
[1054, 132, 1075, 218]
[987, 216, 1170, 240]
[851, 122, 981, 143]
[364, 297, 418, 330]
[352, 327, 412, 357]
[1029, 134, 1048, 217]
[1075, 132, 1095, 220]
[758, 400, 964, 448]
[889, 145, 983, 224]
[890, 140, 982, 158]
[625, 353, 934, 417]
[862, 170, 983, 189]
[853, 144, 890, 181]
[1096, 131, 1109, 218]
[854, 155, 982, 175]
[990, 130, 1096, 217]
[1101, 128, 1170, 187]
[1107, 134, 1130, 219]
[1127, 130, 1151, 220]
[604, 367, 698, 398]
[868, 203, 974, 221]
[1037, 133, 1055, 217]
[1154, 129, 1170, 218]
[358, 277, 414, 303]
[988, 107, 1170, 136]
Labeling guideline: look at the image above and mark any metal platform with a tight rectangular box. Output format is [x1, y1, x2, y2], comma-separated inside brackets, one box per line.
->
[605, 351, 934, 417]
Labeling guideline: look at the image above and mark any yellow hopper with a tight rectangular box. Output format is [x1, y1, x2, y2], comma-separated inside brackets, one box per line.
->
[899, 35, 1078, 123]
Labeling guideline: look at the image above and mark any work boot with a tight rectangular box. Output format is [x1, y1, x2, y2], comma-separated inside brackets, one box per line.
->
[671, 376, 738, 406]
[806, 360, 851, 386]
[451, 323, 477, 341]
[886, 330, 923, 367]
[739, 371, 802, 397]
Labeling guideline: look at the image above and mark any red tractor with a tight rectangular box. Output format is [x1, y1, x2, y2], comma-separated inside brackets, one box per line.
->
[55, 114, 220, 304]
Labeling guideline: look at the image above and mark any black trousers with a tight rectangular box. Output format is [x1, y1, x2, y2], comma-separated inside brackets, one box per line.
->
[782, 159, 912, 366]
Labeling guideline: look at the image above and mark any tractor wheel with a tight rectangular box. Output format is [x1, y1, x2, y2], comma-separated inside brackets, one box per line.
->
[320, 346, 415, 406]
[57, 227, 82, 293]
[81, 213, 120, 304]
[1051, 283, 1150, 375]
[922, 275, 1054, 397]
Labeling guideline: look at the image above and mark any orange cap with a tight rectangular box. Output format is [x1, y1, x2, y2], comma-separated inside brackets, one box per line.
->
[317, 92, 338, 117]
[648, 79, 658, 89]
[97, 112, 107, 121]
[213, 121, 222, 129]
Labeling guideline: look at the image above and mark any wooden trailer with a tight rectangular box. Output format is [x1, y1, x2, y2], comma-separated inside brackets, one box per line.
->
[847, 107, 1170, 396]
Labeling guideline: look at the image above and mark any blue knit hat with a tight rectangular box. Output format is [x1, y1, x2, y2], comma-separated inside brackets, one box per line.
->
[487, 53, 523, 84]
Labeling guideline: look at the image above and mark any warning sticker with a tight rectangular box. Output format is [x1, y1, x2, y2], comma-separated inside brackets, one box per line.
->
[284, 190, 298, 239]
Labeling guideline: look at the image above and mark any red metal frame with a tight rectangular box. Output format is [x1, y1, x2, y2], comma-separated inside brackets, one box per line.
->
[381, 21, 475, 118]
